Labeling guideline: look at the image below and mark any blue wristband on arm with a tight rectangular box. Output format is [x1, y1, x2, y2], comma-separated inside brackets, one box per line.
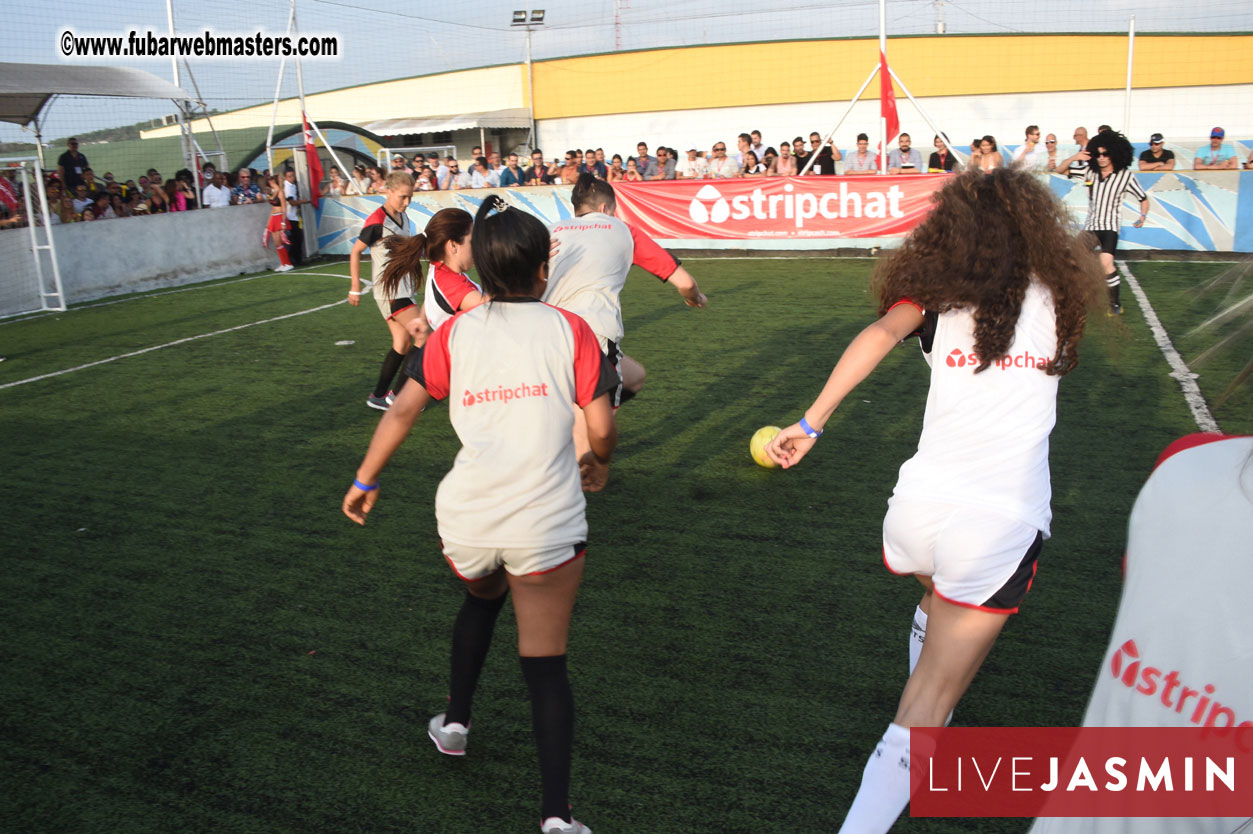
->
[798, 417, 823, 439]
[353, 478, 379, 492]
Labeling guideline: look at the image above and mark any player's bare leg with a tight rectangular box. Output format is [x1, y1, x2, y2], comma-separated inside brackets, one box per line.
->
[620, 354, 646, 397]
[838, 593, 1008, 833]
[910, 575, 935, 676]
[510, 556, 586, 830]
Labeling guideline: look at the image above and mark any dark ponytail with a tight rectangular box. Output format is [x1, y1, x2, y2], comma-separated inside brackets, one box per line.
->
[379, 207, 473, 300]
[471, 194, 550, 299]
[571, 172, 616, 215]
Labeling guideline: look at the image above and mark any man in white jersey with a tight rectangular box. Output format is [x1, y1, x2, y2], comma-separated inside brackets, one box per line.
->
[1029, 433, 1253, 834]
[543, 173, 708, 488]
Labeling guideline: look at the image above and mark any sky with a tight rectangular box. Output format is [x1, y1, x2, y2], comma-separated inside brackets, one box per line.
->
[4, 0, 1251, 143]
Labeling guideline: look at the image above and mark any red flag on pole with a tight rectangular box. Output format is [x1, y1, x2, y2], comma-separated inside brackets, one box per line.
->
[302, 111, 324, 209]
[879, 50, 900, 145]
[0, 176, 17, 214]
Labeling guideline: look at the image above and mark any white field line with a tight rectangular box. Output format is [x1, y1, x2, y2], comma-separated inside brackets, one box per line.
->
[1117, 260, 1220, 433]
[0, 297, 347, 391]
[0, 269, 352, 326]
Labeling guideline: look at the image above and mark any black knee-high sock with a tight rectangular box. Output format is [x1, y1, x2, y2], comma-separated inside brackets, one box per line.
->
[445, 590, 507, 726]
[373, 349, 405, 398]
[521, 655, 574, 824]
[1107, 271, 1121, 307]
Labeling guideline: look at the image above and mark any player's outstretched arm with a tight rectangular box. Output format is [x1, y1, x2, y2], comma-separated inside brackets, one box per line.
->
[347, 239, 367, 306]
[668, 265, 707, 308]
[343, 382, 431, 524]
[578, 393, 617, 492]
[766, 303, 924, 469]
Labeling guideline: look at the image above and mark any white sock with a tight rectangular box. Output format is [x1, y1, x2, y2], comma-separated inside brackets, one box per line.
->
[909, 605, 927, 676]
[838, 722, 911, 834]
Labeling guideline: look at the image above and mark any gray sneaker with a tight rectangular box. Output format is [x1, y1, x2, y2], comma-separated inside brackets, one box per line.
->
[541, 819, 591, 834]
[366, 393, 390, 411]
[427, 713, 468, 756]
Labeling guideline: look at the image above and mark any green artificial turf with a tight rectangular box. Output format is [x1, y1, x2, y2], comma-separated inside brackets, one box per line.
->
[0, 256, 1236, 833]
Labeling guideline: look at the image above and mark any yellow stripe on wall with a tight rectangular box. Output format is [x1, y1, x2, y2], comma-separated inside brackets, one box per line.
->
[532, 35, 1253, 120]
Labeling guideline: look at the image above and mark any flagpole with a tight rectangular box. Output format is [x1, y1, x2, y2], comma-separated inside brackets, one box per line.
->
[266, 4, 295, 173]
[879, 0, 887, 175]
[886, 67, 968, 165]
[800, 64, 879, 177]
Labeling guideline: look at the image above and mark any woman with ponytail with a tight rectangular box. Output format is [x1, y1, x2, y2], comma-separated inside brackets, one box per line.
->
[343, 194, 617, 834]
[347, 172, 480, 411]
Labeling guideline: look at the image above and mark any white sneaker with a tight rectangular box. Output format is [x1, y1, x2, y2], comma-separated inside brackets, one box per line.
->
[427, 713, 468, 756]
[541, 818, 591, 834]
[275, 264, 295, 273]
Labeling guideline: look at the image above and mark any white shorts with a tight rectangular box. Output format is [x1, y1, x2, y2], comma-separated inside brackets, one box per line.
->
[441, 540, 586, 581]
[882, 497, 1042, 614]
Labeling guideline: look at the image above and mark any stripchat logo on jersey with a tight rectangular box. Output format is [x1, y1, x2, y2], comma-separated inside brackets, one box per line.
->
[1109, 639, 1249, 738]
[687, 182, 905, 229]
[462, 382, 550, 407]
[945, 348, 1052, 371]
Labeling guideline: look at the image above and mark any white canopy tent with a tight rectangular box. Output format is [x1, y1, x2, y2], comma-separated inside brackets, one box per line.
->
[0, 62, 195, 169]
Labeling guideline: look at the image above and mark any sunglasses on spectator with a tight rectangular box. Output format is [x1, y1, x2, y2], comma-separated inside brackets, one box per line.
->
[1095, 151, 1110, 157]
[713, 146, 726, 151]
[1045, 140, 1056, 144]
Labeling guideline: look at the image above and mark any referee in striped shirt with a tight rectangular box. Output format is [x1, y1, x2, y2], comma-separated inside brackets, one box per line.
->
[1081, 130, 1149, 315]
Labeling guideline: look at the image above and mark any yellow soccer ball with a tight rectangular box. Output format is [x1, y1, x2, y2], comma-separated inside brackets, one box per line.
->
[749, 426, 781, 469]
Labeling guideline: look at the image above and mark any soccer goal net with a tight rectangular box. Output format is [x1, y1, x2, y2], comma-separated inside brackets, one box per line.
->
[0, 157, 65, 319]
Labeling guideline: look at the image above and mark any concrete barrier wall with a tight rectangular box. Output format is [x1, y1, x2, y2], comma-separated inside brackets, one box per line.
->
[46, 203, 283, 304]
[315, 172, 1253, 255]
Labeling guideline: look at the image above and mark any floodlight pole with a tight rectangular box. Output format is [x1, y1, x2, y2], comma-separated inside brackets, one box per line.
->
[513, 10, 545, 153]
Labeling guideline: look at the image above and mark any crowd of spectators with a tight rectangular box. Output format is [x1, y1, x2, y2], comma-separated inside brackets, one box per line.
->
[3, 126, 1250, 230]
[341, 126, 1253, 197]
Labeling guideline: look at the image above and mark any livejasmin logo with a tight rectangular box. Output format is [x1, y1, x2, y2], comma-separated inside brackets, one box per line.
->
[688, 182, 906, 229]
[462, 382, 550, 407]
[945, 348, 1053, 371]
[1110, 639, 1251, 737]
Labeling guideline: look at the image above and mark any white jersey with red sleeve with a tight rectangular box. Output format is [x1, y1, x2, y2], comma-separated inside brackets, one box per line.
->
[1028, 434, 1253, 834]
[358, 206, 412, 299]
[890, 281, 1060, 535]
[543, 212, 632, 346]
[404, 298, 619, 549]
[423, 262, 481, 332]
[627, 222, 680, 280]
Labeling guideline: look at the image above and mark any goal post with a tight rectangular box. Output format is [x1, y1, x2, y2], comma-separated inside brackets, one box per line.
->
[0, 157, 65, 319]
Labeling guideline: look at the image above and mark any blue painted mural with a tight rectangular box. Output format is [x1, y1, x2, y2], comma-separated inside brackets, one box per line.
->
[316, 172, 1253, 255]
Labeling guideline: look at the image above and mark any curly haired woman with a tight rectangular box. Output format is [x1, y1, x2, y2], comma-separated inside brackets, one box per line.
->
[765, 167, 1105, 833]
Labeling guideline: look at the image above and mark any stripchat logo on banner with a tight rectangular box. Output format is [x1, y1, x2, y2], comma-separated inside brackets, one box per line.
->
[909, 727, 1253, 818]
[614, 176, 946, 240]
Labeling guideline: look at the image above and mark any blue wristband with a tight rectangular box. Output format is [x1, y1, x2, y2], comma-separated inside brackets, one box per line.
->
[353, 478, 379, 492]
[798, 417, 823, 439]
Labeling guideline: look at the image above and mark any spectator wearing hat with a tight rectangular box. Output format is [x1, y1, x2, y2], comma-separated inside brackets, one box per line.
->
[1138, 134, 1176, 171]
[1194, 128, 1237, 170]
[391, 154, 412, 174]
